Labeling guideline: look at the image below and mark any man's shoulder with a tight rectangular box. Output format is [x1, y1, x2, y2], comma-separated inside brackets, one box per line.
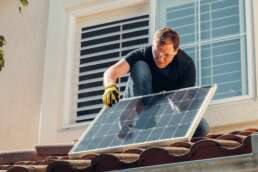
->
[135, 45, 152, 54]
[124, 45, 152, 67]
[126, 45, 152, 59]
[177, 49, 194, 65]
[176, 49, 195, 74]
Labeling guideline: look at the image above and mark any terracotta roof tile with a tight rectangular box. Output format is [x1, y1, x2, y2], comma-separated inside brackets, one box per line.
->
[35, 144, 73, 156]
[0, 150, 40, 165]
[0, 128, 256, 172]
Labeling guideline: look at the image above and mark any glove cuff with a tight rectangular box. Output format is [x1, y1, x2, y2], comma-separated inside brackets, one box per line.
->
[105, 84, 118, 90]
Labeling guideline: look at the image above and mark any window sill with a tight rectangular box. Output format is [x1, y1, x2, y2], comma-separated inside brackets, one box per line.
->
[210, 95, 256, 107]
[60, 122, 90, 132]
[61, 95, 256, 132]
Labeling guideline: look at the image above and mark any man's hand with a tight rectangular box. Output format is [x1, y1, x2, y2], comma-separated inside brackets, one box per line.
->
[102, 84, 120, 107]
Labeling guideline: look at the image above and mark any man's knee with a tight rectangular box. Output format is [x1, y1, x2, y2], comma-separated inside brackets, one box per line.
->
[124, 61, 152, 97]
[130, 61, 152, 86]
[131, 61, 151, 82]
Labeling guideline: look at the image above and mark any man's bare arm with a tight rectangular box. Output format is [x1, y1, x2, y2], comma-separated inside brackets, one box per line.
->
[103, 59, 130, 87]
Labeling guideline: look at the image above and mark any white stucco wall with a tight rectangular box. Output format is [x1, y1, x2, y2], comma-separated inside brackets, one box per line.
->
[0, 0, 49, 150]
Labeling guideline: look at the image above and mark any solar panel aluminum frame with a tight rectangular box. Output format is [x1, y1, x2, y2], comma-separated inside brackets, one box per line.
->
[69, 84, 217, 158]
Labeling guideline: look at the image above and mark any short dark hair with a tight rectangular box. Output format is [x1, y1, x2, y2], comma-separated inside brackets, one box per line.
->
[153, 27, 180, 49]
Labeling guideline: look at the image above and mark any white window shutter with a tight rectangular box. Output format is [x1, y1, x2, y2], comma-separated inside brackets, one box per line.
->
[76, 15, 150, 123]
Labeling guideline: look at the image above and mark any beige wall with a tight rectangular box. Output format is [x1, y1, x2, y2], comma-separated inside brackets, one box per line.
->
[0, 0, 49, 150]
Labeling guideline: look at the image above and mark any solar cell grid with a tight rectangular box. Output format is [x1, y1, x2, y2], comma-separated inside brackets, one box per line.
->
[70, 85, 217, 157]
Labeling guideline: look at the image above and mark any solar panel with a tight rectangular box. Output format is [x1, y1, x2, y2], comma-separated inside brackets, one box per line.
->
[69, 85, 217, 158]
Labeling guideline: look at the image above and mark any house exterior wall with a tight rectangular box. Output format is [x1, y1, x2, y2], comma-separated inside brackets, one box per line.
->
[0, 0, 49, 150]
[39, 0, 258, 145]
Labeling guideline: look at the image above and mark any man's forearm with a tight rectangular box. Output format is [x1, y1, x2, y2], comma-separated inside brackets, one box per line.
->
[103, 67, 118, 88]
[103, 59, 130, 88]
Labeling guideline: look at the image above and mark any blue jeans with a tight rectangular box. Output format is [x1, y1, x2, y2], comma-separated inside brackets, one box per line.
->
[123, 61, 209, 137]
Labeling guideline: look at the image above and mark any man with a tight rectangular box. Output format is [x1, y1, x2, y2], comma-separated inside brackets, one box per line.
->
[102, 27, 209, 137]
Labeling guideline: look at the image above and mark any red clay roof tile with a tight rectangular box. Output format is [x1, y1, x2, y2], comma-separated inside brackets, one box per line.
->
[0, 128, 255, 172]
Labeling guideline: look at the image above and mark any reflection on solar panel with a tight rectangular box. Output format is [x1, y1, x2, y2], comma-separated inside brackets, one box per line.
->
[69, 85, 217, 158]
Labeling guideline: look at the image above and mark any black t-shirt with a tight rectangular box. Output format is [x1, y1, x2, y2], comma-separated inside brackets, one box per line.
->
[125, 45, 196, 93]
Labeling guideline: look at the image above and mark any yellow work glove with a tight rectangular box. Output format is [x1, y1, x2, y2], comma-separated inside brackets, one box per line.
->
[102, 84, 120, 107]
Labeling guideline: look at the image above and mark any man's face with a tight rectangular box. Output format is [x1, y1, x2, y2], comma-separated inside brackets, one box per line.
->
[152, 42, 179, 69]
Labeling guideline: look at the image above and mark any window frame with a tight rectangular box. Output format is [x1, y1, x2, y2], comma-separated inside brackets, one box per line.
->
[63, 0, 256, 129]
[75, 14, 150, 123]
[62, 0, 150, 129]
